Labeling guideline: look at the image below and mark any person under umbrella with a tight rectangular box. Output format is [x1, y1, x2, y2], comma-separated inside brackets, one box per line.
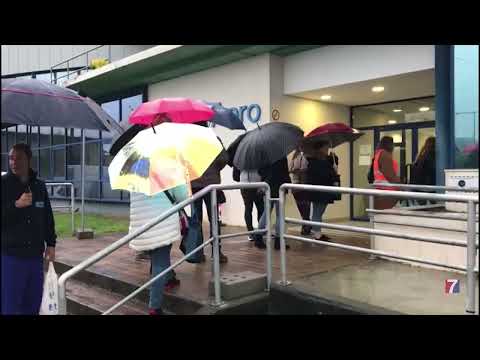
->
[231, 122, 304, 250]
[253, 157, 292, 250]
[108, 122, 224, 314]
[289, 145, 312, 236]
[306, 141, 341, 242]
[189, 122, 229, 263]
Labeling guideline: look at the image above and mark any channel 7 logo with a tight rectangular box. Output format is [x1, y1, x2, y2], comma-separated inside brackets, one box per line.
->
[445, 279, 460, 294]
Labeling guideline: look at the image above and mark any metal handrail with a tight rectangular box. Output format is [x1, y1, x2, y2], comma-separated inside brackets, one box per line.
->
[57, 182, 271, 315]
[278, 183, 479, 315]
[372, 182, 479, 193]
[50, 45, 110, 85]
[46, 182, 75, 235]
[365, 208, 479, 222]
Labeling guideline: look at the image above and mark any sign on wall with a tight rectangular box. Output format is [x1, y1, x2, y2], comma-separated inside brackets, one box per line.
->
[230, 104, 262, 124]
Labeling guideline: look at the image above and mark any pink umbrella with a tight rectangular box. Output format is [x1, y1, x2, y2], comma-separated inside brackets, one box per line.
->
[129, 97, 215, 126]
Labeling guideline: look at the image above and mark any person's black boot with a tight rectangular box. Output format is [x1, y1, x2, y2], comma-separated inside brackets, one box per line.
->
[274, 236, 290, 251]
[301, 226, 312, 236]
[253, 234, 266, 249]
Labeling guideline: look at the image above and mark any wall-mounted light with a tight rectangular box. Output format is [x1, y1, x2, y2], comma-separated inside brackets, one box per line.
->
[372, 86, 385, 93]
[320, 95, 332, 101]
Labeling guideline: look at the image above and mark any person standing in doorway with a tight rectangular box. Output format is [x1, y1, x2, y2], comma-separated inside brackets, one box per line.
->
[1, 143, 57, 315]
[306, 141, 338, 242]
[289, 146, 312, 236]
[409, 137, 436, 205]
[373, 136, 401, 209]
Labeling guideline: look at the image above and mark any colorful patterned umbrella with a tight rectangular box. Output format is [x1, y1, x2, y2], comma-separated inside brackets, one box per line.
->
[108, 123, 223, 196]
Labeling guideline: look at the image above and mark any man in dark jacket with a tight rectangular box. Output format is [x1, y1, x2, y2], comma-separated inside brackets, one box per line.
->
[1, 143, 57, 315]
[253, 157, 291, 250]
[190, 131, 229, 263]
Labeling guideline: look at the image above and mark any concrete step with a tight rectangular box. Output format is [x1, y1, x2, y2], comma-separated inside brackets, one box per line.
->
[54, 260, 205, 315]
[66, 278, 151, 315]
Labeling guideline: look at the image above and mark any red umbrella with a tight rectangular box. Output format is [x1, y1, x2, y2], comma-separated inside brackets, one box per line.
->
[463, 143, 478, 154]
[303, 123, 363, 148]
[129, 97, 215, 126]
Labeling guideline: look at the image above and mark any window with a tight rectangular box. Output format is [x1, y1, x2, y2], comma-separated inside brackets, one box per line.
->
[53, 149, 66, 178]
[353, 98, 436, 128]
[53, 127, 66, 145]
[102, 100, 120, 122]
[1, 154, 7, 172]
[121, 94, 142, 122]
[1, 129, 7, 153]
[454, 45, 479, 169]
[17, 125, 27, 144]
[39, 149, 51, 179]
[31, 126, 39, 148]
[34, 72, 53, 83]
[40, 126, 51, 147]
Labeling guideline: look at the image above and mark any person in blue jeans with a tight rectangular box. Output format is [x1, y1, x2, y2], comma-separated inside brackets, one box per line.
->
[1, 143, 57, 315]
[254, 157, 291, 250]
[306, 141, 339, 241]
[129, 184, 189, 315]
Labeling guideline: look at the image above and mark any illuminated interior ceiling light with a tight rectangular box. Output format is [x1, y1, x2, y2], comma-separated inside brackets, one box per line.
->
[393, 109, 402, 113]
[372, 86, 385, 93]
[388, 120, 397, 124]
[320, 95, 332, 101]
[419, 107, 430, 112]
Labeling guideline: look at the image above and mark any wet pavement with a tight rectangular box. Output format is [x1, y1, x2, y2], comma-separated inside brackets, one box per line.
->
[292, 259, 479, 315]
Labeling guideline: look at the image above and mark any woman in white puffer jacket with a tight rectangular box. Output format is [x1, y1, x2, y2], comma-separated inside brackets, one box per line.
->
[129, 183, 189, 315]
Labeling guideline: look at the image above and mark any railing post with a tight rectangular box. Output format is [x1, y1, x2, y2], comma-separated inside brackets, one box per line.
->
[71, 184, 75, 236]
[279, 187, 290, 286]
[466, 201, 477, 314]
[264, 187, 272, 291]
[81, 130, 85, 231]
[58, 279, 67, 315]
[368, 194, 377, 260]
[210, 188, 223, 307]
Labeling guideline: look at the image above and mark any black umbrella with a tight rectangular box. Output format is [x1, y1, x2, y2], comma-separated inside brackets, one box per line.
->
[226, 132, 247, 166]
[204, 101, 246, 130]
[233, 122, 304, 170]
[1, 78, 113, 130]
[109, 123, 147, 157]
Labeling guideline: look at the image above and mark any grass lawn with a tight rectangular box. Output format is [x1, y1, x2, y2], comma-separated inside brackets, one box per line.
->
[54, 212, 129, 238]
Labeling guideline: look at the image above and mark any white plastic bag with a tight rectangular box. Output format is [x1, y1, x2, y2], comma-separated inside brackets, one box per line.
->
[39, 262, 59, 315]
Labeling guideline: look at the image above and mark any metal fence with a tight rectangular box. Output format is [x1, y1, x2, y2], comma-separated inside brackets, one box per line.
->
[57, 182, 271, 315]
[278, 183, 479, 315]
[45, 182, 75, 235]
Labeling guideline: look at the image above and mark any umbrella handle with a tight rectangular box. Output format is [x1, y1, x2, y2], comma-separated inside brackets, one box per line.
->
[151, 125, 156, 134]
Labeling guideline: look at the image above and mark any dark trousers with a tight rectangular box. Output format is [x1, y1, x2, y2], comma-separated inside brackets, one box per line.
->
[292, 190, 312, 233]
[1, 254, 44, 315]
[192, 188, 222, 253]
[292, 190, 311, 221]
[241, 189, 265, 232]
